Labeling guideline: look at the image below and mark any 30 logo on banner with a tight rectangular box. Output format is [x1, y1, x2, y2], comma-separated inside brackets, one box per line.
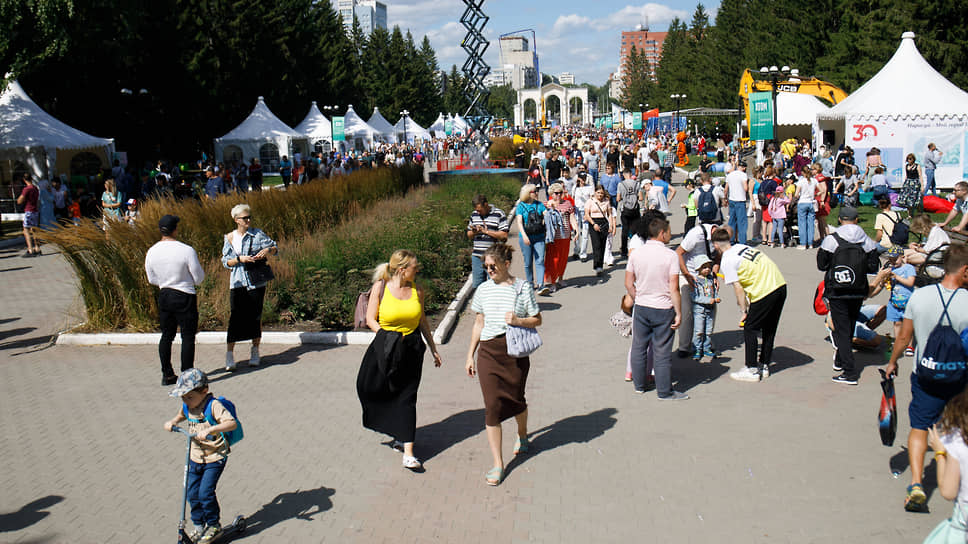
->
[851, 124, 878, 141]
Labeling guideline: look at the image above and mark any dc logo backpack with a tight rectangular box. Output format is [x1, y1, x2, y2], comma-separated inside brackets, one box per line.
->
[697, 187, 718, 223]
[824, 233, 869, 298]
[183, 395, 245, 446]
[917, 286, 968, 386]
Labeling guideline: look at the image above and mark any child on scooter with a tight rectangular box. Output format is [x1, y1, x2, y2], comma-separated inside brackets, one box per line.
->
[163, 369, 237, 544]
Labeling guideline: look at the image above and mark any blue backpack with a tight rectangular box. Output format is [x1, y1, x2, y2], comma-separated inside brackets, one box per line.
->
[183, 395, 244, 446]
[916, 286, 968, 386]
[696, 187, 718, 223]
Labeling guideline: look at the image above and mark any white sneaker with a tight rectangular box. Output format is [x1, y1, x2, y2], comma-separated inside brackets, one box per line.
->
[225, 351, 237, 371]
[730, 366, 761, 382]
[249, 345, 260, 366]
[760, 364, 771, 379]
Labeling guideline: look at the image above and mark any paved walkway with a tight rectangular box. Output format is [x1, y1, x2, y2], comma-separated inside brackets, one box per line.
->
[0, 181, 950, 543]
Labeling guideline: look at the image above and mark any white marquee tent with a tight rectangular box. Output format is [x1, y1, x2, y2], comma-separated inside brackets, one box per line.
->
[817, 31, 968, 187]
[427, 113, 447, 137]
[367, 107, 396, 143]
[395, 115, 431, 143]
[214, 96, 304, 172]
[295, 101, 333, 153]
[342, 105, 380, 151]
[0, 78, 114, 184]
[452, 113, 470, 134]
[773, 92, 830, 142]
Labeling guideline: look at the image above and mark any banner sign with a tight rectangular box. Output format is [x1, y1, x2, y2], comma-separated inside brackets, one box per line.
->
[605, 115, 613, 129]
[632, 112, 643, 130]
[445, 120, 453, 135]
[646, 116, 687, 135]
[847, 115, 968, 189]
[332, 117, 345, 141]
[749, 92, 774, 141]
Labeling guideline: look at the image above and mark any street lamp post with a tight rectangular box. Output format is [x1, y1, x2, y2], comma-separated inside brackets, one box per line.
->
[322, 105, 339, 153]
[399, 110, 409, 146]
[670, 94, 686, 134]
[759, 65, 791, 142]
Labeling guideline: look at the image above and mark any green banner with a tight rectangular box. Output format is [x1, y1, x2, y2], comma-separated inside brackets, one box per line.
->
[332, 117, 345, 141]
[605, 115, 613, 129]
[632, 112, 643, 130]
[445, 120, 453, 135]
[749, 92, 774, 141]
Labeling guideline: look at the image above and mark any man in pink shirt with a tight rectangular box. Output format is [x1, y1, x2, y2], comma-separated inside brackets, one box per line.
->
[624, 215, 687, 400]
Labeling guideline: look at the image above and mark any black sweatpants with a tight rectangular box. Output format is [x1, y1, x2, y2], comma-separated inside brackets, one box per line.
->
[158, 288, 198, 378]
[743, 285, 786, 368]
[620, 208, 640, 257]
[828, 297, 864, 379]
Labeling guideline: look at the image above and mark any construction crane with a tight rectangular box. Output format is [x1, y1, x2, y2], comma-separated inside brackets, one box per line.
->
[738, 68, 847, 138]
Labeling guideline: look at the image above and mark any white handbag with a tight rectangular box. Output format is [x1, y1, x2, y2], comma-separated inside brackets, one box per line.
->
[506, 280, 542, 358]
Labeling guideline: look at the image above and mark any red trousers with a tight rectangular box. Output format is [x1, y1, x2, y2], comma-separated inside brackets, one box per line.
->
[544, 238, 571, 283]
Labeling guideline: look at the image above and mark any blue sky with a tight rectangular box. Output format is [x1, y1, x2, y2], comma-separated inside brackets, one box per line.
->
[389, 1, 720, 86]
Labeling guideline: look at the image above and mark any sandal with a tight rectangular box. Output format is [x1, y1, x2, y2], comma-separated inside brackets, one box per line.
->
[485, 467, 504, 486]
[513, 436, 530, 455]
[402, 455, 422, 470]
[904, 483, 927, 512]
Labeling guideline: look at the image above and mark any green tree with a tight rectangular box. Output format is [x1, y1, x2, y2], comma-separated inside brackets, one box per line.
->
[413, 36, 442, 126]
[486, 84, 515, 120]
[0, 0, 74, 86]
[621, 46, 655, 110]
[442, 64, 468, 115]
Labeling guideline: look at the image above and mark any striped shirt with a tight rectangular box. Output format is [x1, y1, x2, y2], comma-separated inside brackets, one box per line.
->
[468, 205, 509, 256]
[471, 279, 540, 341]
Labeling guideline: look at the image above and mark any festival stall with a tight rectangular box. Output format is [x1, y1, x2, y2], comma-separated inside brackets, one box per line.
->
[214, 96, 305, 173]
[394, 116, 431, 143]
[817, 32, 968, 188]
[451, 114, 470, 135]
[294, 101, 333, 154]
[0, 79, 114, 186]
[774, 92, 829, 143]
[341, 105, 380, 151]
[427, 113, 448, 138]
[367, 107, 397, 143]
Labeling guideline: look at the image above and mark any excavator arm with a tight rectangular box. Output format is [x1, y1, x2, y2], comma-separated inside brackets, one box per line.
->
[739, 69, 847, 139]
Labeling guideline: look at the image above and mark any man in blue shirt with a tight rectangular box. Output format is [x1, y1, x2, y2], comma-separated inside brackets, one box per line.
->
[204, 167, 225, 200]
[650, 169, 677, 202]
[600, 163, 622, 208]
[279, 155, 293, 189]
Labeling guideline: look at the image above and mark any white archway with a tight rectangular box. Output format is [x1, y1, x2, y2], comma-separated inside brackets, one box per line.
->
[515, 83, 590, 128]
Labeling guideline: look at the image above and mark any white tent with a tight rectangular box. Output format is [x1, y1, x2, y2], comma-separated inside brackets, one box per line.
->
[342, 105, 380, 151]
[452, 113, 471, 134]
[772, 92, 830, 142]
[367, 107, 396, 143]
[214, 96, 304, 173]
[817, 32, 968, 187]
[0, 79, 114, 183]
[394, 115, 431, 143]
[295, 101, 333, 153]
[427, 113, 447, 137]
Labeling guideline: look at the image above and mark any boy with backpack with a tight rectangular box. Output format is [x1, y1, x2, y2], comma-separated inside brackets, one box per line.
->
[885, 245, 968, 513]
[883, 246, 916, 356]
[163, 369, 240, 543]
[816, 207, 881, 385]
[693, 172, 724, 225]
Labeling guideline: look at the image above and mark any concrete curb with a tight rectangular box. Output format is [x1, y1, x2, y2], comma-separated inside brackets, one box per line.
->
[432, 277, 474, 345]
[56, 330, 376, 346]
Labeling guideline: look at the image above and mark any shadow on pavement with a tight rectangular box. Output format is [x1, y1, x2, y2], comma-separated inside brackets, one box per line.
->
[562, 274, 603, 288]
[0, 334, 53, 352]
[504, 407, 618, 479]
[0, 495, 64, 532]
[416, 408, 485, 462]
[768, 346, 814, 374]
[890, 447, 909, 476]
[0, 327, 36, 342]
[536, 302, 561, 312]
[674, 357, 731, 393]
[208, 345, 336, 383]
[240, 486, 335, 537]
[0, 317, 20, 325]
[0, 266, 31, 273]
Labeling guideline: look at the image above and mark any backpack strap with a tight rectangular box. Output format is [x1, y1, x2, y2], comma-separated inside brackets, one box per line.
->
[182, 395, 215, 424]
[936, 284, 959, 328]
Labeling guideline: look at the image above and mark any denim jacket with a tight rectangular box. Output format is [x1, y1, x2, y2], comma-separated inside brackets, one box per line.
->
[221, 228, 277, 290]
[692, 276, 718, 305]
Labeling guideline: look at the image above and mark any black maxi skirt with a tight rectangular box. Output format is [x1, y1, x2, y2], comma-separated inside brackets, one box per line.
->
[227, 286, 265, 343]
[357, 329, 426, 443]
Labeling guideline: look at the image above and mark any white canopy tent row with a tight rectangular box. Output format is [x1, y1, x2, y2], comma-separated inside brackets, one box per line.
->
[817, 31, 968, 188]
[451, 113, 470, 135]
[366, 107, 397, 143]
[427, 113, 447, 137]
[214, 96, 305, 173]
[395, 115, 431, 144]
[339, 105, 381, 152]
[294, 101, 333, 155]
[0, 78, 114, 194]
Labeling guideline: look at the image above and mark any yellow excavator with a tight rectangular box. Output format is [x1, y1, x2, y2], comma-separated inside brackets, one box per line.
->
[738, 68, 847, 138]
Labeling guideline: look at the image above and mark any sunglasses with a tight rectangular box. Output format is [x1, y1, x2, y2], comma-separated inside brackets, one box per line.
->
[553, 191, 563, 194]
[485, 263, 499, 271]
[238, 216, 251, 221]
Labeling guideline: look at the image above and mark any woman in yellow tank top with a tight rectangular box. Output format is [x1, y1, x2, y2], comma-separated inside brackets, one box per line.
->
[358, 249, 442, 471]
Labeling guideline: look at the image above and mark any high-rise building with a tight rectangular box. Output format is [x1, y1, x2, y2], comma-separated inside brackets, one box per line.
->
[559, 72, 575, 85]
[338, 0, 387, 35]
[483, 69, 510, 88]
[619, 29, 667, 80]
[499, 36, 539, 90]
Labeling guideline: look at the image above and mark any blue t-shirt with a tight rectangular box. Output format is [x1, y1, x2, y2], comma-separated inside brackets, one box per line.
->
[890, 264, 916, 310]
[653, 179, 671, 198]
[600, 173, 622, 197]
[279, 159, 292, 175]
[516, 201, 547, 243]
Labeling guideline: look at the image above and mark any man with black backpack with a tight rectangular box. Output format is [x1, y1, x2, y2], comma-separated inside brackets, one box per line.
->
[817, 207, 881, 385]
[693, 172, 724, 226]
[616, 168, 642, 258]
[885, 245, 968, 513]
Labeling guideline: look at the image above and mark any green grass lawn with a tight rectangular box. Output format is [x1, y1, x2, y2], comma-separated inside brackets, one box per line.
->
[824, 203, 949, 240]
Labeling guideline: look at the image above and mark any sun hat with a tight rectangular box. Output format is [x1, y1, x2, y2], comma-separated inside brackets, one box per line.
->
[169, 368, 208, 397]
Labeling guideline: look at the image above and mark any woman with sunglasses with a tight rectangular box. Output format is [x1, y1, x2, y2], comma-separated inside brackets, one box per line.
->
[221, 204, 278, 371]
[544, 183, 577, 291]
[465, 243, 541, 486]
[359, 249, 443, 471]
[516, 183, 549, 295]
[584, 185, 616, 276]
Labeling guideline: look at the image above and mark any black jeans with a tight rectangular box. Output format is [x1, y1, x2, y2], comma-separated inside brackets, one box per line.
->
[589, 219, 609, 270]
[828, 297, 864, 379]
[158, 288, 198, 378]
[743, 285, 786, 368]
[619, 208, 640, 257]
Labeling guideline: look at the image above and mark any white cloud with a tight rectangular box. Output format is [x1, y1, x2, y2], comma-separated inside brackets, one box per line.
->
[551, 14, 592, 37]
[597, 3, 691, 30]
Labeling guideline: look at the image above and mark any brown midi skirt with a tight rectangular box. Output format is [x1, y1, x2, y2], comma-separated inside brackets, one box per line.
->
[477, 335, 530, 426]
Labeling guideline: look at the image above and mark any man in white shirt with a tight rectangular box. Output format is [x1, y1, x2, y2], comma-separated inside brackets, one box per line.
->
[145, 215, 206, 385]
[674, 222, 722, 357]
[724, 162, 750, 244]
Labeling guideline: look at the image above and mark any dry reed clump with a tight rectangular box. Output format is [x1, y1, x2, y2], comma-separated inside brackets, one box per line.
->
[39, 165, 423, 331]
[488, 137, 540, 163]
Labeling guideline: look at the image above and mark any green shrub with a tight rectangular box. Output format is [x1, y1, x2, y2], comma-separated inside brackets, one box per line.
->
[489, 137, 539, 163]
